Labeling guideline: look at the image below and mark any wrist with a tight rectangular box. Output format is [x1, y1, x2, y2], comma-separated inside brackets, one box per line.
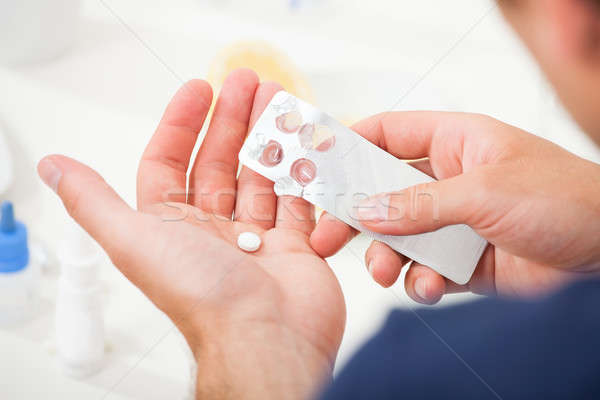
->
[194, 320, 333, 400]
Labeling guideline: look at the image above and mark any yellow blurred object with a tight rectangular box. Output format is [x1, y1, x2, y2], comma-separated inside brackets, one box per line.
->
[208, 41, 313, 102]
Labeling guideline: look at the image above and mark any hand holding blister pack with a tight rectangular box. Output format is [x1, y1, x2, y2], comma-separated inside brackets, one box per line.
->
[239, 92, 487, 284]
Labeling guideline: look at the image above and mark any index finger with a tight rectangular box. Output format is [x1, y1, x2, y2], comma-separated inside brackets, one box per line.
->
[137, 80, 213, 211]
[351, 111, 497, 179]
[309, 157, 435, 258]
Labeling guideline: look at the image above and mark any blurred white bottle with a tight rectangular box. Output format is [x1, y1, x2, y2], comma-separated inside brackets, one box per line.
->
[55, 221, 105, 378]
[0, 0, 82, 66]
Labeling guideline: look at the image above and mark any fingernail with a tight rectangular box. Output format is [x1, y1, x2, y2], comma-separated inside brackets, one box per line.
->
[414, 278, 428, 301]
[38, 158, 62, 193]
[356, 195, 390, 222]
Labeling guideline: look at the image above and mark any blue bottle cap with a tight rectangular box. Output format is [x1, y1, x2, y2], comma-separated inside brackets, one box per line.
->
[0, 202, 29, 273]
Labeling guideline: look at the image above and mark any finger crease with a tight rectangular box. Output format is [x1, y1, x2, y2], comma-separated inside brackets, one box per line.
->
[143, 156, 189, 174]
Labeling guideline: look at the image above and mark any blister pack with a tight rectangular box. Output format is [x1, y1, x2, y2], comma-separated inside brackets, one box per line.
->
[239, 91, 487, 284]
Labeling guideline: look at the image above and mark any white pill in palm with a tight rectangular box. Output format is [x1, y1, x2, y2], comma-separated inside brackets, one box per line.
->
[237, 232, 262, 253]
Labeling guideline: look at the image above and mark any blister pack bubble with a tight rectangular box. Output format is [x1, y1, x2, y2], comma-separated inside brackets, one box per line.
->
[239, 91, 487, 284]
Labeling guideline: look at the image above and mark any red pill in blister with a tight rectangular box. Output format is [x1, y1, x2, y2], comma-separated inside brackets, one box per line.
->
[298, 123, 335, 152]
[290, 158, 317, 187]
[276, 110, 303, 133]
[259, 140, 284, 167]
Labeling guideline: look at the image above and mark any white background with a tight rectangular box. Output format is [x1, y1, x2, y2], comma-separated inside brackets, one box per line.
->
[1, 0, 599, 398]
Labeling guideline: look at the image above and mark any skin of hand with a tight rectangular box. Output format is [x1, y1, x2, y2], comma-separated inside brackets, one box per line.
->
[310, 112, 600, 305]
[37, 69, 345, 399]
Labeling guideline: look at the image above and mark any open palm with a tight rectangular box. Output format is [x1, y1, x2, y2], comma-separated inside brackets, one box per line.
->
[39, 69, 345, 398]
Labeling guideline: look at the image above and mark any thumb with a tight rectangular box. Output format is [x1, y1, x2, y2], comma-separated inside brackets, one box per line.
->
[355, 172, 483, 235]
[37, 155, 150, 278]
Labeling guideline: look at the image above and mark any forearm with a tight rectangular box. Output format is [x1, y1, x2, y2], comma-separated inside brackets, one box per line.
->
[195, 322, 333, 400]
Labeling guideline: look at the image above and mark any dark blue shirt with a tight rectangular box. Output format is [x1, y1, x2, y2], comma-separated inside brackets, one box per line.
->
[320, 279, 600, 400]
